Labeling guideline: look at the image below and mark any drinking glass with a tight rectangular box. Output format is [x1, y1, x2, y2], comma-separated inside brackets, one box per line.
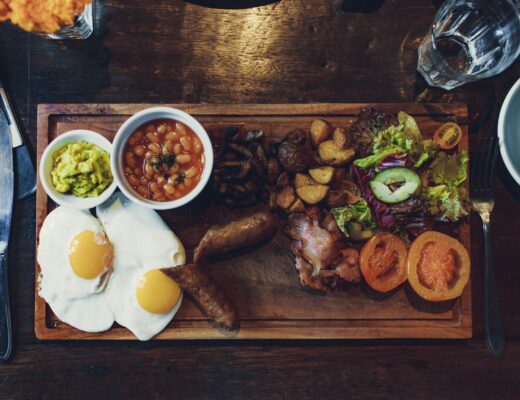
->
[418, 0, 520, 90]
[40, 2, 95, 40]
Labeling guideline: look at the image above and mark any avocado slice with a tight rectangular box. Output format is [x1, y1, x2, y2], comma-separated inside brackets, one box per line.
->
[369, 167, 421, 204]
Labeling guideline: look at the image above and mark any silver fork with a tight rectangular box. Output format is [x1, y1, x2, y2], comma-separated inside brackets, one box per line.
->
[470, 136, 504, 359]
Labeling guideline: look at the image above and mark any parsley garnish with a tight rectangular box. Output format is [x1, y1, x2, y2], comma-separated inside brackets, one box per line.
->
[175, 172, 186, 184]
[149, 153, 175, 169]
[163, 154, 175, 167]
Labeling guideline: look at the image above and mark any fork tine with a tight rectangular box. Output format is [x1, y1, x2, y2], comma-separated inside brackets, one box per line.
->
[482, 136, 493, 190]
[489, 136, 499, 189]
[477, 136, 487, 191]
[482, 136, 498, 190]
[470, 136, 482, 191]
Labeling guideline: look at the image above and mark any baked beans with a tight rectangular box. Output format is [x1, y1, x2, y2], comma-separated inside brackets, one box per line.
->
[123, 119, 205, 201]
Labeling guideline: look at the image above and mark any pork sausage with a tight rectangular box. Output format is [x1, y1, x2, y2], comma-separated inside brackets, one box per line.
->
[194, 210, 277, 264]
[161, 264, 239, 331]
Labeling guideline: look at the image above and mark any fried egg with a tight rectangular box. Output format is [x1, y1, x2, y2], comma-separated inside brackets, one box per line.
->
[37, 206, 114, 332]
[96, 192, 185, 341]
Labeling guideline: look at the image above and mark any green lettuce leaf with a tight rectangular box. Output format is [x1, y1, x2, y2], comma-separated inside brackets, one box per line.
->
[429, 150, 469, 187]
[354, 112, 437, 169]
[422, 185, 470, 222]
[331, 199, 376, 237]
[353, 146, 402, 169]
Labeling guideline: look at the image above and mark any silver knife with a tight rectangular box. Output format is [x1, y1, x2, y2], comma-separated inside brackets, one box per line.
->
[0, 108, 13, 362]
[0, 81, 36, 200]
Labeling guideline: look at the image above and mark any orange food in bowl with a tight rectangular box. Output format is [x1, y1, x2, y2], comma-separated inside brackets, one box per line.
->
[0, 0, 92, 33]
[123, 119, 205, 202]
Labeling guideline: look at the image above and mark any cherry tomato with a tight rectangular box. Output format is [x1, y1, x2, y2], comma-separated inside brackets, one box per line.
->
[407, 231, 470, 302]
[359, 232, 407, 293]
[434, 122, 462, 150]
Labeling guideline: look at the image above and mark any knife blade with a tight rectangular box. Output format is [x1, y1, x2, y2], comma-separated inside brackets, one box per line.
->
[0, 82, 36, 200]
[0, 108, 13, 362]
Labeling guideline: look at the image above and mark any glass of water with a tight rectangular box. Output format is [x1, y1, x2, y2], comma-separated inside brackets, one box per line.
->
[418, 0, 520, 90]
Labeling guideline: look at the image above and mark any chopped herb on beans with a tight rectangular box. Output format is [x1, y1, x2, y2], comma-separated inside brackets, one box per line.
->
[123, 119, 205, 201]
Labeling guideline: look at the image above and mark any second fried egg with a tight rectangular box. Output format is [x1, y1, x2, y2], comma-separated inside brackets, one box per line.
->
[96, 192, 185, 341]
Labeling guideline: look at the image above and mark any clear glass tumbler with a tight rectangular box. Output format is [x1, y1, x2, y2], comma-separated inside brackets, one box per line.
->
[40, 2, 95, 40]
[418, 0, 520, 90]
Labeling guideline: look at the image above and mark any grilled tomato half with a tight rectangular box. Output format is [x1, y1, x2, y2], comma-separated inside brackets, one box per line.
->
[407, 231, 470, 302]
[434, 122, 462, 150]
[360, 232, 407, 292]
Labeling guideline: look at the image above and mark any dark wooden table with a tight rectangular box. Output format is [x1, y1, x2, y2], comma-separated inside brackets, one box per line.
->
[1, 0, 519, 398]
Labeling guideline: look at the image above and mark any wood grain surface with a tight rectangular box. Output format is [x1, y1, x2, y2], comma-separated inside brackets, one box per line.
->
[35, 103, 471, 340]
[0, 0, 519, 398]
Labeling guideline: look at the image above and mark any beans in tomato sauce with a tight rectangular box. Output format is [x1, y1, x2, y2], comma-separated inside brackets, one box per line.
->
[123, 119, 205, 201]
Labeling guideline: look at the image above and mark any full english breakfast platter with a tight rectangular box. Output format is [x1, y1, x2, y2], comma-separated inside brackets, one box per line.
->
[35, 103, 472, 340]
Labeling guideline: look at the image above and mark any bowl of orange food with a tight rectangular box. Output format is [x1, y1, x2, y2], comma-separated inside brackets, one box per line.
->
[111, 107, 214, 210]
[0, 0, 93, 38]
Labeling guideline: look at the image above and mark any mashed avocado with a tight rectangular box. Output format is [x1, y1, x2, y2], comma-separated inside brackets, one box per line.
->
[51, 141, 113, 197]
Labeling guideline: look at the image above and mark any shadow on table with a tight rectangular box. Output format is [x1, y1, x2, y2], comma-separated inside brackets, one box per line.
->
[498, 156, 520, 202]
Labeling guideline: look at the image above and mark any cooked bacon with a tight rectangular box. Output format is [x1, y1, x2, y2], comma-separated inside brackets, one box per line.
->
[332, 249, 361, 283]
[286, 206, 361, 291]
[287, 210, 339, 272]
[294, 256, 328, 291]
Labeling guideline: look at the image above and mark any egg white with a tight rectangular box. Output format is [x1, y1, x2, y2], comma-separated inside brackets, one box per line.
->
[37, 206, 114, 332]
[96, 192, 185, 341]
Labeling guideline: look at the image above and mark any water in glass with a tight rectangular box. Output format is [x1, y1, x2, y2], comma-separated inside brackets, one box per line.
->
[418, 0, 520, 90]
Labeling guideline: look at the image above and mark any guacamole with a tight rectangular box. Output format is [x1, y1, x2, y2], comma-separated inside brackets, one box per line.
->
[51, 141, 113, 197]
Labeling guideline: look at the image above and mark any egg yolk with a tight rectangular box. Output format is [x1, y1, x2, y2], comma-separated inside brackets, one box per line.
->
[136, 270, 181, 314]
[69, 230, 113, 280]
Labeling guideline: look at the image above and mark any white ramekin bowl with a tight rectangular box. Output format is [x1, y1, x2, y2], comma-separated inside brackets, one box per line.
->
[39, 130, 117, 210]
[498, 78, 520, 187]
[111, 107, 214, 210]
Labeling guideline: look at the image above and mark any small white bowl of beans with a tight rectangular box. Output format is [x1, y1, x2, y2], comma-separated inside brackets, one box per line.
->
[111, 107, 214, 210]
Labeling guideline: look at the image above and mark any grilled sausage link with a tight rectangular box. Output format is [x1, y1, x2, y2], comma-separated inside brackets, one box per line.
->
[161, 264, 239, 331]
[194, 210, 277, 264]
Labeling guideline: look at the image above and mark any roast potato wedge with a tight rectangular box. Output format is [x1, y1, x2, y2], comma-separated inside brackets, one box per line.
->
[294, 173, 317, 189]
[308, 166, 334, 184]
[289, 198, 306, 212]
[332, 127, 349, 149]
[318, 140, 355, 166]
[296, 184, 329, 204]
[276, 186, 297, 209]
[310, 119, 332, 147]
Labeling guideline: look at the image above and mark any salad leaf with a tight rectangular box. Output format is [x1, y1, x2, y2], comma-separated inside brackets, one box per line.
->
[353, 146, 402, 169]
[349, 107, 397, 157]
[398, 111, 422, 143]
[354, 112, 437, 169]
[429, 150, 469, 187]
[389, 196, 434, 238]
[331, 199, 376, 237]
[416, 139, 438, 168]
[379, 153, 413, 170]
[422, 185, 470, 222]
[352, 166, 396, 229]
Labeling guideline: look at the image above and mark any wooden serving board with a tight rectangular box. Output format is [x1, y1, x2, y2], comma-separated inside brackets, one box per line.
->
[35, 103, 471, 340]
